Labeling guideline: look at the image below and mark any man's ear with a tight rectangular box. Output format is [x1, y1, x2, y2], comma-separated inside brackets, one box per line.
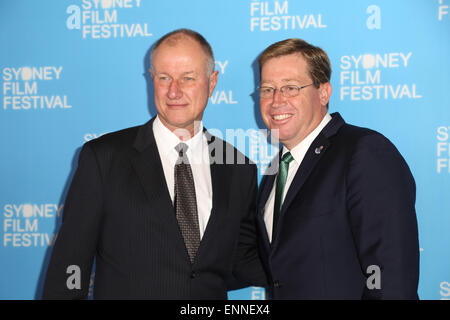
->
[319, 82, 332, 107]
[208, 70, 219, 97]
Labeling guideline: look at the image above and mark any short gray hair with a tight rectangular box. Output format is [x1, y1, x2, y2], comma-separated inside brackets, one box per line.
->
[150, 28, 215, 75]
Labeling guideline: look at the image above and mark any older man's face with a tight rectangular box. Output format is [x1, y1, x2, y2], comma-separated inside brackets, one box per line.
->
[260, 53, 331, 150]
[151, 36, 218, 138]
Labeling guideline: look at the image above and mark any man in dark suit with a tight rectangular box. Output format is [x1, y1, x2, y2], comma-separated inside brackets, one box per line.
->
[43, 29, 267, 299]
[255, 38, 419, 299]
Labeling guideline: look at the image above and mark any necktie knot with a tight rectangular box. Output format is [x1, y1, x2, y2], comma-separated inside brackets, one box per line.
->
[281, 152, 294, 165]
[175, 143, 188, 157]
[175, 143, 190, 165]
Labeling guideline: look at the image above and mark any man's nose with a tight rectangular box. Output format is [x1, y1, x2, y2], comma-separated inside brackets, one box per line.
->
[271, 88, 286, 107]
[167, 80, 183, 99]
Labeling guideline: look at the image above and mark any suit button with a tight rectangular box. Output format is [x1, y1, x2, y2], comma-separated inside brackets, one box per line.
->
[190, 271, 197, 279]
[274, 280, 281, 288]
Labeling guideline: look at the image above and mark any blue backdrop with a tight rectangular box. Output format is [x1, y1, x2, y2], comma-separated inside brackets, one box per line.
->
[1, 0, 449, 300]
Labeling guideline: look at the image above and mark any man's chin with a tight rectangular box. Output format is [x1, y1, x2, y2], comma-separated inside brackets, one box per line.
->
[269, 126, 288, 139]
[273, 130, 298, 148]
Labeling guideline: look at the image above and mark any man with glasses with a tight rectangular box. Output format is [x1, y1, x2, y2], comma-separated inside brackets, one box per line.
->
[255, 38, 419, 299]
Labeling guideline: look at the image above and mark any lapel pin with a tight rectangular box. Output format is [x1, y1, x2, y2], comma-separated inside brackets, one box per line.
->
[315, 146, 324, 154]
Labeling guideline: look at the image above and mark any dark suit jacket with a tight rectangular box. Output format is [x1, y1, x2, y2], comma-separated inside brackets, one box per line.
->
[256, 112, 419, 299]
[43, 117, 267, 299]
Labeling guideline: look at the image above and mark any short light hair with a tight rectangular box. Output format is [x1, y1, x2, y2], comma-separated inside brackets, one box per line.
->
[150, 28, 215, 75]
[258, 38, 331, 88]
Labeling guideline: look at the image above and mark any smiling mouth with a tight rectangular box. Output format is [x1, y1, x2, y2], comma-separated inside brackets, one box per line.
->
[167, 103, 188, 108]
[272, 114, 292, 121]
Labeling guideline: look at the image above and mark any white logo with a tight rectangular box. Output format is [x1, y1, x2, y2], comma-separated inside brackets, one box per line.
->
[250, 0, 327, 32]
[1, 66, 71, 111]
[366, 5, 381, 30]
[438, 0, 449, 21]
[66, 265, 81, 290]
[437, 126, 450, 173]
[84, 132, 106, 142]
[66, 0, 152, 39]
[440, 281, 450, 300]
[2, 203, 62, 247]
[250, 287, 266, 300]
[247, 128, 279, 175]
[205, 127, 279, 175]
[339, 52, 422, 101]
[366, 265, 381, 290]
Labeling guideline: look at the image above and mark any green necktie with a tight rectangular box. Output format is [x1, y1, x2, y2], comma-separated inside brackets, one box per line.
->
[273, 152, 294, 240]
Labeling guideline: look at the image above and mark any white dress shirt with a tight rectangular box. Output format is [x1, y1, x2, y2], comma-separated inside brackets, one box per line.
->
[264, 113, 332, 242]
[153, 116, 213, 240]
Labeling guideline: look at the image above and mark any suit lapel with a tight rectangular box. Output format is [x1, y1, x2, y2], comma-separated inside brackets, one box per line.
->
[130, 118, 190, 261]
[256, 172, 276, 253]
[194, 131, 230, 262]
[206, 130, 230, 216]
[131, 118, 173, 214]
[279, 135, 330, 219]
[257, 162, 278, 211]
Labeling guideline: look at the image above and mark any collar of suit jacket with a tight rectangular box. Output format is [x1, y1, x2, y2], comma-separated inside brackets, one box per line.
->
[263, 112, 346, 176]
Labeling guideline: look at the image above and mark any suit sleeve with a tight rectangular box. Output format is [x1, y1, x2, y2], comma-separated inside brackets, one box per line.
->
[229, 163, 269, 290]
[346, 133, 419, 299]
[42, 142, 104, 299]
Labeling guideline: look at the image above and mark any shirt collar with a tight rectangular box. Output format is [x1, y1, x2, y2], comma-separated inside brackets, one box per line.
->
[153, 115, 205, 160]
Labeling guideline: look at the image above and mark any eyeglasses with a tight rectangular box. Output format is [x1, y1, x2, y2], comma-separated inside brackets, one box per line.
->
[256, 83, 314, 99]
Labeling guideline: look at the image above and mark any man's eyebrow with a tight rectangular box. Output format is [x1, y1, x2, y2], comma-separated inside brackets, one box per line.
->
[153, 71, 169, 75]
[260, 80, 274, 86]
[281, 78, 301, 83]
[260, 79, 301, 85]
